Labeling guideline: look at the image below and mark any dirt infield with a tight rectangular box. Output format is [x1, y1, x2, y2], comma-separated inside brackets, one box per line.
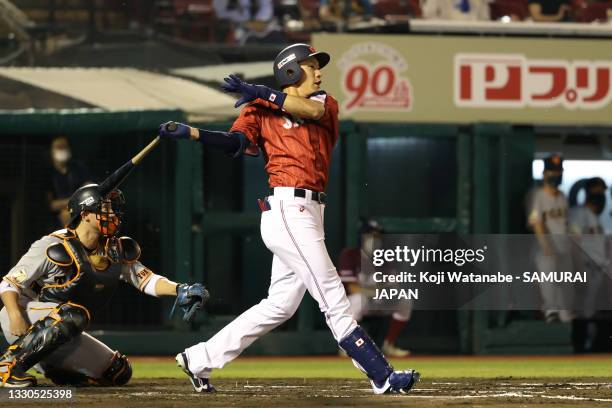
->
[6, 377, 612, 407]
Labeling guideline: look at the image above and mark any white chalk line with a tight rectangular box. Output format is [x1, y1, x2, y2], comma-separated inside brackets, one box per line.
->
[411, 392, 534, 399]
[521, 382, 612, 386]
[410, 393, 612, 402]
[118, 390, 612, 403]
[542, 395, 612, 402]
[244, 385, 307, 388]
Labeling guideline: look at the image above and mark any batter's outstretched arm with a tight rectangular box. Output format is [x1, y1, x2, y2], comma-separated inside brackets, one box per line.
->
[282, 94, 325, 120]
[157, 122, 257, 157]
[221, 74, 324, 120]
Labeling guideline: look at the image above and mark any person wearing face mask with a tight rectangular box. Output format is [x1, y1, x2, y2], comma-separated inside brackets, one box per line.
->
[47, 136, 94, 228]
[569, 177, 608, 351]
[528, 154, 573, 323]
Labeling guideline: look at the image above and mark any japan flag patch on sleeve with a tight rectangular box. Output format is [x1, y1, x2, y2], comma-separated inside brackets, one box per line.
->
[269, 94, 276, 102]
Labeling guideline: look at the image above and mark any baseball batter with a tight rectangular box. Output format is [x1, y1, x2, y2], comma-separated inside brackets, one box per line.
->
[528, 154, 572, 322]
[158, 43, 419, 394]
[0, 162, 208, 387]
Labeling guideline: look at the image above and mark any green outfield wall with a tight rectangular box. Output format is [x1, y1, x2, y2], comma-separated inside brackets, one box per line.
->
[1, 108, 607, 354]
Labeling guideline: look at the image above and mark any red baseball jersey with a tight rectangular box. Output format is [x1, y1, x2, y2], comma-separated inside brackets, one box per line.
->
[230, 92, 339, 192]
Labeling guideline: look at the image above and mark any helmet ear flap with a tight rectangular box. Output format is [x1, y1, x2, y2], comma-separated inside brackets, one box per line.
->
[280, 61, 304, 88]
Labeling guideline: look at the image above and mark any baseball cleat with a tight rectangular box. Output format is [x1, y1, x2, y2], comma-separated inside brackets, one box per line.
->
[175, 353, 215, 393]
[371, 369, 420, 394]
[0, 365, 37, 388]
[382, 340, 411, 358]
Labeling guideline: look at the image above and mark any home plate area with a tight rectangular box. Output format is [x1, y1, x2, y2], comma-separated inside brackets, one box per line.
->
[12, 377, 612, 408]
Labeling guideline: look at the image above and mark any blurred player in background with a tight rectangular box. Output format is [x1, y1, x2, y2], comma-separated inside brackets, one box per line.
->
[47, 135, 93, 227]
[569, 177, 608, 351]
[528, 154, 573, 323]
[0, 165, 207, 387]
[159, 43, 419, 395]
[338, 219, 412, 357]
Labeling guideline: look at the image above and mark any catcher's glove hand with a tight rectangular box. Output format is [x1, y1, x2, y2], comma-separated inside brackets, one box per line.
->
[170, 283, 209, 323]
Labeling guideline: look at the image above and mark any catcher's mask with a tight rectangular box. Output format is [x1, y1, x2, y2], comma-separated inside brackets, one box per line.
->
[96, 189, 125, 237]
[66, 155, 135, 236]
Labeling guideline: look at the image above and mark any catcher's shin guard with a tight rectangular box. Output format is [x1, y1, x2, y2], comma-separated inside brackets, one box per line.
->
[43, 351, 131, 387]
[0, 302, 90, 376]
[99, 351, 132, 386]
[43, 365, 92, 386]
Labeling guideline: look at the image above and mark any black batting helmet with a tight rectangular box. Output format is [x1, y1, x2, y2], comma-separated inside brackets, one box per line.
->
[273, 43, 330, 88]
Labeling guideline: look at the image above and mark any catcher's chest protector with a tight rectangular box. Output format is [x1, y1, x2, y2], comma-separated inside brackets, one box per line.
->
[40, 231, 121, 311]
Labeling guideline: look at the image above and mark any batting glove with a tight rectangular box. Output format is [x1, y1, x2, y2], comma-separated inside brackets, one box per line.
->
[158, 121, 192, 140]
[222, 74, 286, 108]
[170, 283, 210, 323]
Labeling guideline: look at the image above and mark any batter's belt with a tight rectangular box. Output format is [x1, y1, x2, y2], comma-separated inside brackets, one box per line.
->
[269, 187, 327, 204]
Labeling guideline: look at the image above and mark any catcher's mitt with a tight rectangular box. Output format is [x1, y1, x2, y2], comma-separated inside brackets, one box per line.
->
[170, 283, 209, 323]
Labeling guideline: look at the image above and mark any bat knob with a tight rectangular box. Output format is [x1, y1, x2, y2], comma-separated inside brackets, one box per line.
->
[165, 122, 178, 132]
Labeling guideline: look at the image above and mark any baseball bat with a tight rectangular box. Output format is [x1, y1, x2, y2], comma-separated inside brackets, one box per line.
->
[98, 122, 176, 195]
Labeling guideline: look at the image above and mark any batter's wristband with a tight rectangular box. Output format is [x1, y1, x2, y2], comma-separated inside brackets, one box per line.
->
[260, 88, 287, 108]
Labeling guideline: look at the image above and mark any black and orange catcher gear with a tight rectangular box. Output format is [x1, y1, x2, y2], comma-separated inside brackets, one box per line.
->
[0, 302, 90, 387]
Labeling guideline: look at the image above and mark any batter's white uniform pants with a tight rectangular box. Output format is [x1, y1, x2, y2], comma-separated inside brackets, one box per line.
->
[185, 187, 358, 377]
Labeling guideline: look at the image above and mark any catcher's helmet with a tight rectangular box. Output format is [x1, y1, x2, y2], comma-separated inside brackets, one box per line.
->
[273, 43, 330, 88]
[68, 184, 103, 229]
[67, 184, 125, 235]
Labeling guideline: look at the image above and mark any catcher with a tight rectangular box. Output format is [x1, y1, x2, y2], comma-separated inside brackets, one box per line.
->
[0, 162, 208, 388]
